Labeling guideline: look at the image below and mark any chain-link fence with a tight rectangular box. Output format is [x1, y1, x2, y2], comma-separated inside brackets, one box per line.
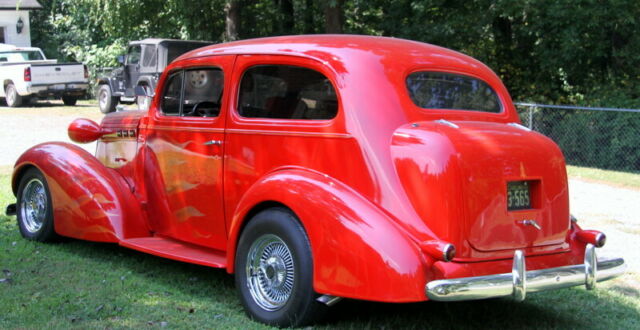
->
[515, 103, 640, 173]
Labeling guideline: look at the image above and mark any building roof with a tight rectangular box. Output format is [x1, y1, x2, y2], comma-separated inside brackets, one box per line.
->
[0, 0, 42, 10]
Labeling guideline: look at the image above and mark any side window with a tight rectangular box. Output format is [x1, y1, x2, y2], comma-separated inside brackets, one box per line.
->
[142, 45, 157, 68]
[161, 72, 183, 116]
[127, 46, 141, 65]
[238, 65, 338, 120]
[160, 68, 223, 117]
[182, 68, 224, 117]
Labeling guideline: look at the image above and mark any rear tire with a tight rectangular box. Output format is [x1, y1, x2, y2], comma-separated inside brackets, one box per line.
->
[16, 168, 59, 242]
[5, 83, 23, 107]
[235, 208, 327, 327]
[62, 95, 78, 106]
[98, 84, 117, 113]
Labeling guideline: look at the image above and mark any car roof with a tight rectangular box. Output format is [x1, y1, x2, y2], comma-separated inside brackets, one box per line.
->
[0, 44, 41, 52]
[130, 38, 212, 46]
[178, 34, 490, 74]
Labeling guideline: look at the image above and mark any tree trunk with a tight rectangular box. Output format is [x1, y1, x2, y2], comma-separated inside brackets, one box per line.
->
[324, 0, 343, 34]
[278, 0, 294, 34]
[303, 0, 315, 34]
[225, 0, 241, 41]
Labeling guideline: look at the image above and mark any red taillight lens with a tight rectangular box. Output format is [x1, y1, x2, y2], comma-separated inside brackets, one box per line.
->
[83, 65, 89, 79]
[420, 240, 456, 262]
[576, 230, 606, 248]
[24, 67, 31, 81]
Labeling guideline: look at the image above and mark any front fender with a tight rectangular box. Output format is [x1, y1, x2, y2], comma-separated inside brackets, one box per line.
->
[227, 168, 430, 302]
[12, 142, 148, 242]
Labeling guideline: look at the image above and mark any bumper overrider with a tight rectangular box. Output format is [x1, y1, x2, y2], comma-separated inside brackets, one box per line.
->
[426, 244, 626, 302]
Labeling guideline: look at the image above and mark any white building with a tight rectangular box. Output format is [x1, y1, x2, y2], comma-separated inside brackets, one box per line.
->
[0, 0, 41, 47]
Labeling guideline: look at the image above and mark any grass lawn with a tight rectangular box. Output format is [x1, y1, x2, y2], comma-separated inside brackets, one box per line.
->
[567, 165, 640, 190]
[1, 169, 639, 329]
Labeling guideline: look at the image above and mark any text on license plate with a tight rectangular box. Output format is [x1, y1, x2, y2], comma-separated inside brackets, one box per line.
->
[507, 181, 531, 210]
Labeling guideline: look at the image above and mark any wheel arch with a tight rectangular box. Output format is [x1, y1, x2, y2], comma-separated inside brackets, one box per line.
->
[226, 168, 430, 302]
[12, 142, 148, 242]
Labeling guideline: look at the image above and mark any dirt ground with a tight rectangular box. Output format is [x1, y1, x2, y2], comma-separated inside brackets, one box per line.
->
[1, 100, 636, 274]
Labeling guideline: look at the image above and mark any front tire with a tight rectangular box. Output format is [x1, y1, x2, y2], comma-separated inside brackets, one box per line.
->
[5, 83, 23, 107]
[98, 84, 117, 113]
[235, 208, 326, 327]
[16, 168, 59, 242]
[62, 95, 78, 106]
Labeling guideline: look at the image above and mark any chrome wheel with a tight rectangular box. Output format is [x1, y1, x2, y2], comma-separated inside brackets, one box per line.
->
[19, 178, 48, 233]
[246, 234, 295, 311]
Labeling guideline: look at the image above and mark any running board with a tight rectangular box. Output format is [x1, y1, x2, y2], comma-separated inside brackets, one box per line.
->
[120, 237, 227, 268]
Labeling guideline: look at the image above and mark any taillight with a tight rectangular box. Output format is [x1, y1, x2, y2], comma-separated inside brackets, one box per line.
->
[420, 240, 456, 262]
[24, 67, 31, 82]
[576, 230, 606, 248]
[83, 65, 89, 79]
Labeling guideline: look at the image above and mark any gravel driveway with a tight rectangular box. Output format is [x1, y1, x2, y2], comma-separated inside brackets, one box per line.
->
[1, 101, 637, 274]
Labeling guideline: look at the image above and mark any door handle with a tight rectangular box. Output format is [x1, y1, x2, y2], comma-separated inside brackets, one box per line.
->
[203, 140, 222, 146]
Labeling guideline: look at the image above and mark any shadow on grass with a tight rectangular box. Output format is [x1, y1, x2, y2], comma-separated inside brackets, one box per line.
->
[40, 237, 639, 329]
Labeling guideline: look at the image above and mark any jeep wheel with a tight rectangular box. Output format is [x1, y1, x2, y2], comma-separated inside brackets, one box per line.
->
[62, 95, 78, 106]
[98, 84, 118, 113]
[235, 208, 327, 327]
[16, 168, 59, 242]
[5, 83, 23, 107]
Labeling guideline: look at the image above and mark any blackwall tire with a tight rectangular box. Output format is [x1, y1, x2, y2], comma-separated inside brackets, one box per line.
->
[98, 84, 117, 113]
[16, 168, 59, 242]
[62, 95, 78, 106]
[5, 84, 23, 107]
[235, 208, 327, 327]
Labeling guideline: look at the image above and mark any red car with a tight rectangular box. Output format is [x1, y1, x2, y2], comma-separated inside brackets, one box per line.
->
[7, 35, 625, 327]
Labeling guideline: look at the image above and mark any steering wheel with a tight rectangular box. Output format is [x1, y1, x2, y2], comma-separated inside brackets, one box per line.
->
[191, 101, 219, 117]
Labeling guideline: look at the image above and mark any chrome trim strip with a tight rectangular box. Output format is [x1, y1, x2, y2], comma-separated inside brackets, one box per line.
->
[426, 246, 625, 302]
[435, 119, 459, 129]
[227, 128, 352, 139]
[316, 295, 343, 307]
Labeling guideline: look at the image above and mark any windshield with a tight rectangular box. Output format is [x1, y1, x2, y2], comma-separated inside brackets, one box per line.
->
[406, 72, 502, 113]
[0, 51, 45, 62]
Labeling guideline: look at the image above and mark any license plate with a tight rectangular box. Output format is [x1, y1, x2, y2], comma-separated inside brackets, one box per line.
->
[507, 181, 531, 210]
[52, 84, 65, 90]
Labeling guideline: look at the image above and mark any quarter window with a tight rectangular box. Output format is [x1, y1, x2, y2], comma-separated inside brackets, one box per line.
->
[127, 46, 141, 65]
[406, 72, 502, 113]
[160, 68, 224, 117]
[238, 65, 338, 120]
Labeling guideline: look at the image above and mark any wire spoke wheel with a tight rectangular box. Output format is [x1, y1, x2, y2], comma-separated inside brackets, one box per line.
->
[19, 178, 48, 233]
[246, 234, 295, 311]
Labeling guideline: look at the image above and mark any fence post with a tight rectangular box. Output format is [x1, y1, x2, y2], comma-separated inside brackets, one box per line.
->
[528, 106, 534, 129]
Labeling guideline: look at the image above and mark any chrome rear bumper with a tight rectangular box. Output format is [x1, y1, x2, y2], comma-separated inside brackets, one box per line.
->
[426, 244, 626, 302]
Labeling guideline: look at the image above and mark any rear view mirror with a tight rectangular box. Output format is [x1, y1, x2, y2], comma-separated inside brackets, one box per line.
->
[116, 55, 125, 65]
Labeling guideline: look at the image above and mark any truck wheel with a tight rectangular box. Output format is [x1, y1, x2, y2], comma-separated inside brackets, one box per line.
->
[98, 84, 117, 113]
[235, 208, 327, 327]
[16, 167, 59, 242]
[62, 95, 78, 106]
[5, 84, 23, 107]
[136, 85, 151, 110]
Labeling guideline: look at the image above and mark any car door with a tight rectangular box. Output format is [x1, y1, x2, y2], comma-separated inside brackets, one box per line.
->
[143, 55, 234, 250]
[125, 45, 142, 93]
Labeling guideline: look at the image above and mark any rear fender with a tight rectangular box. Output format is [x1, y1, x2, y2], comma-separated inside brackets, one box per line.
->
[227, 168, 430, 302]
[12, 142, 148, 242]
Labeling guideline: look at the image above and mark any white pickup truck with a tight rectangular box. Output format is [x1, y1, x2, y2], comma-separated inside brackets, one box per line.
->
[0, 44, 89, 107]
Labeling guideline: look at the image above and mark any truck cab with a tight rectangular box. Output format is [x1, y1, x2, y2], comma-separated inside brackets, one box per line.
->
[96, 39, 212, 113]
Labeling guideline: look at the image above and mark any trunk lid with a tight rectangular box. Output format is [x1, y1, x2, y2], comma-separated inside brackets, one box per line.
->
[391, 120, 569, 257]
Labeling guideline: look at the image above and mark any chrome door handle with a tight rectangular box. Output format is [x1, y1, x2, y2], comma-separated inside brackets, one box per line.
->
[203, 140, 222, 146]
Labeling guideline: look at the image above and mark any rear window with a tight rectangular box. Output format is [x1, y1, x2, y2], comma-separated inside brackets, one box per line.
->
[406, 72, 501, 113]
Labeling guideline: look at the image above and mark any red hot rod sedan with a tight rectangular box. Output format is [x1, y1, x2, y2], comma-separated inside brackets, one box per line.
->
[7, 35, 625, 327]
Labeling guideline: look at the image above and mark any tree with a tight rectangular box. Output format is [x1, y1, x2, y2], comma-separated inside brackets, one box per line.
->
[224, 0, 242, 41]
[324, 0, 343, 33]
